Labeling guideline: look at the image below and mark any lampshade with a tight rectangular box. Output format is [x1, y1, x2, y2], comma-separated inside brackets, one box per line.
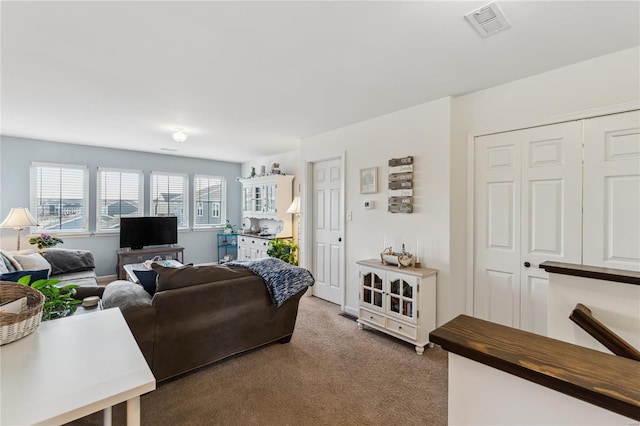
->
[0, 207, 38, 229]
[286, 196, 301, 215]
[1, 207, 38, 250]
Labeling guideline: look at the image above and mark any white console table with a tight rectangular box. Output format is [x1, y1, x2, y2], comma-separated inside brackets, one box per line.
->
[0, 308, 156, 425]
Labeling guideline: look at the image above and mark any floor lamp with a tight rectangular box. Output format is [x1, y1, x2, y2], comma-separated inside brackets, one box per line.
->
[286, 196, 301, 261]
[0, 207, 38, 250]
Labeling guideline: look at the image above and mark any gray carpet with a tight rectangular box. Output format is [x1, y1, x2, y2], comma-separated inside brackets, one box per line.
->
[68, 295, 448, 425]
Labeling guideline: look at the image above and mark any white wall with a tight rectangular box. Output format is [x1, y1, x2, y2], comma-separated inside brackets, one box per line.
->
[450, 46, 640, 314]
[300, 97, 452, 322]
[243, 46, 640, 326]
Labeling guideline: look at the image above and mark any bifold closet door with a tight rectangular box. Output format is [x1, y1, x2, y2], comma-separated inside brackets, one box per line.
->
[583, 110, 640, 272]
[474, 121, 582, 334]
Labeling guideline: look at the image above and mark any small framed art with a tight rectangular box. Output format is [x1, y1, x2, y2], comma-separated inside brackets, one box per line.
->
[360, 167, 377, 194]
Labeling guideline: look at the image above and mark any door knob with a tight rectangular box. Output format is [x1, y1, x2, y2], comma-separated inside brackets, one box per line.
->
[523, 261, 531, 268]
[338, 237, 342, 242]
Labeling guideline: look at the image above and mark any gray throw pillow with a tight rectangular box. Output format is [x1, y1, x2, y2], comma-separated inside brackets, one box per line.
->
[102, 280, 152, 312]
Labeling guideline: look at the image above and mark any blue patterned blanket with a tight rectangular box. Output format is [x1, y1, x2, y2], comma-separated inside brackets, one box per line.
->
[226, 258, 314, 307]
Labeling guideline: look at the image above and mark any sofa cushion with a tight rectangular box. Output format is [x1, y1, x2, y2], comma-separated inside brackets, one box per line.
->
[12, 252, 52, 274]
[152, 263, 255, 292]
[41, 248, 95, 275]
[134, 269, 158, 296]
[0, 269, 49, 282]
[102, 280, 152, 312]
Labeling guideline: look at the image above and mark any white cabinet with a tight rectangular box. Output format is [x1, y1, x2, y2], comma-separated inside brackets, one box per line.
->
[237, 235, 271, 260]
[239, 175, 293, 219]
[356, 259, 437, 355]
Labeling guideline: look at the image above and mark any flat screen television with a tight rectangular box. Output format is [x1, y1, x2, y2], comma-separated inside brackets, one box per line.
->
[119, 216, 178, 249]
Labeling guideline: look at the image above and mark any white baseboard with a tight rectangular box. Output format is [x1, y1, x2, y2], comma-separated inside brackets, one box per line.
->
[343, 305, 358, 317]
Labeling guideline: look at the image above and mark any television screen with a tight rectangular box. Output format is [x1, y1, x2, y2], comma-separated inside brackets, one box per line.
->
[120, 216, 178, 249]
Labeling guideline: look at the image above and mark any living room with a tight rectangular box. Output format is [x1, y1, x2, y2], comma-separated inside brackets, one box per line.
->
[1, 1, 639, 425]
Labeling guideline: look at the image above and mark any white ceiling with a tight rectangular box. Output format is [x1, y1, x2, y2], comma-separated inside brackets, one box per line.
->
[2, 1, 639, 163]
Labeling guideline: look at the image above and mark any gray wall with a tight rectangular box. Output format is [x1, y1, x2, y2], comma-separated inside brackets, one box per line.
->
[0, 136, 242, 276]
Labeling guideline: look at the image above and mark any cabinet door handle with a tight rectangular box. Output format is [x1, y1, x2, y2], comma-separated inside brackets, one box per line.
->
[524, 261, 531, 268]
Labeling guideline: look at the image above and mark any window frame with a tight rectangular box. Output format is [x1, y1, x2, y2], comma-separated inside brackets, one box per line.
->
[30, 162, 90, 234]
[193, 174, 227, 229]
[96, 167, 144, 234]
[150, 171, 189, 229]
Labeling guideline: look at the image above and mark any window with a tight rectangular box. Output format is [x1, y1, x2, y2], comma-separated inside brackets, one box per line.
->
[211, 202, 221, 218]
[97, 168, 143, 232]
[196, 202, 204, 217]
[150, 172, 188, 228]
[194, 175, 226, 228]
[30, 163, 89, 233]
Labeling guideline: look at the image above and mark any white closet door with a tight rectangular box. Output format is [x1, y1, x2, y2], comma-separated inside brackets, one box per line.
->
[584, 110, 640, 271]
[519, 122, 583, 334]
[474, 132, 522, 328]
[474, 121, 582, 334]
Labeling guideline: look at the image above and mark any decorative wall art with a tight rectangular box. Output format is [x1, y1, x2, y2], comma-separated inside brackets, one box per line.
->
[360, 167, 378, 194]
[388, 156, 413, 213]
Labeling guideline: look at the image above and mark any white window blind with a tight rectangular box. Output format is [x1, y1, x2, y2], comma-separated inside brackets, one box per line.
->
[151, 173, 188, 227]
[194, 175, 226, 227]
[97, 168, 143, 232]
[30, 163, 89, 233]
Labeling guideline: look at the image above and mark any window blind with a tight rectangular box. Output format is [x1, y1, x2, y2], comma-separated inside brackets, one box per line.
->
[97, 168, 143, 231]
[30, 164, 88, 232]
[151, 173, 188, 227]
[194, 175, 225, 227]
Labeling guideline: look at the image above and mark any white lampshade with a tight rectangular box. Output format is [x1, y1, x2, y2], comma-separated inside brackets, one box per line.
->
[0, 207, 38, 229]
[286, 196, 301, 215]
[1, 207, 38, 250]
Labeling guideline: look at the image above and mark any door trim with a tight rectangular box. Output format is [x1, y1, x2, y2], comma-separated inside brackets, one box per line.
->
[465, 101, 640, 317]
[303, 151, 347, 310]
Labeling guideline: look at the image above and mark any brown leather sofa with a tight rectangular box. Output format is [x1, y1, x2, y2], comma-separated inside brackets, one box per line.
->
[102, 263, 306, 382]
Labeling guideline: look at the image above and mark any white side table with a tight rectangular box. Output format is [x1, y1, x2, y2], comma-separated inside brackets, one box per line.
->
[0, 308, 156, 425]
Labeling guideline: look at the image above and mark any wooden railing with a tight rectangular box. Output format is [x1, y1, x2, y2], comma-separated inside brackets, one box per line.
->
[570, 303, 640, 361]
[429, 315, 640, 421]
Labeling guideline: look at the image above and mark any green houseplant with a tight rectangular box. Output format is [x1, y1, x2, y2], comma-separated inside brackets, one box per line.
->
[17, 275, 80, 321]
[267, 238, 299, 265]
[28, 233, 64, 250]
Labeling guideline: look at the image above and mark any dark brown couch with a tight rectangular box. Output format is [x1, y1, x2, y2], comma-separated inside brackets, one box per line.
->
[102, 263, 306, 382]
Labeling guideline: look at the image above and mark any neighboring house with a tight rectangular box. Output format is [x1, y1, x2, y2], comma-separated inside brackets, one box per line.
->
[152, 193, 183, 217]
[106, 200, 138, 217]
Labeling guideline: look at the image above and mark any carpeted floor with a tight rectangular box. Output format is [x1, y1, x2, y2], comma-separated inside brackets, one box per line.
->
[68, 295, 448, 425]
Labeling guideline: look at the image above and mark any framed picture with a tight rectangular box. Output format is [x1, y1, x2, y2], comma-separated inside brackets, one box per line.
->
[360, 167, 377, 194]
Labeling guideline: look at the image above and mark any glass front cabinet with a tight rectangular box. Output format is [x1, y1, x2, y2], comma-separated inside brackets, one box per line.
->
[357, 259, 437, 355]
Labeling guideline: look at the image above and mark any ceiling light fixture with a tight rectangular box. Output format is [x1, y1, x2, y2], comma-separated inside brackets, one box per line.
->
[172, 128, 188, 143]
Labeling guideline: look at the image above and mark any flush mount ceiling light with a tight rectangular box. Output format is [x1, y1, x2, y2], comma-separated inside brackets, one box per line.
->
[172, 128, 188, 143]
[465, 2, 510, 38]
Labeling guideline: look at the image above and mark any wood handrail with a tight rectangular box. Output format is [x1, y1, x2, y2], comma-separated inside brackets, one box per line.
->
[539, 261, 640, 285]
[429, 315, 640, 421]
[570, 303, 640, 361]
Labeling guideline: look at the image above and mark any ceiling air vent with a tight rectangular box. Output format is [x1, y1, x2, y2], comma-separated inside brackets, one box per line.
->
[465, 2, 510, 37]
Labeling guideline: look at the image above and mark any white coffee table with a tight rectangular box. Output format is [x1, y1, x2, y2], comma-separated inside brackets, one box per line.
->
[0, 308, 156, 425]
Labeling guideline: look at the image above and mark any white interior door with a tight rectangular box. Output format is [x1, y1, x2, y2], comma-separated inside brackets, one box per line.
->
[474, 132, 522, 328]
[312, 158, 343, 305]
[519, 122, 583, 334]
[583, 110, 640, 271]
[474, 121, 582, 334]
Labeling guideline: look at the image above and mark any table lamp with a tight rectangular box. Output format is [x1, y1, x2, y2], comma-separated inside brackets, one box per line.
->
[0, 207, 38, 250]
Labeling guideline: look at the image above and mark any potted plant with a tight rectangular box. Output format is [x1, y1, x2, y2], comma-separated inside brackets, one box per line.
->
[17, 275, 80, 321]
[223, 219, 233, 234]
[29, 233, 64, 250]
[266, 238, 299, 265]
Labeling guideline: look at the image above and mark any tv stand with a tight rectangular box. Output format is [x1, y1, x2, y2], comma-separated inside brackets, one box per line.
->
[116, 245, 185, 279]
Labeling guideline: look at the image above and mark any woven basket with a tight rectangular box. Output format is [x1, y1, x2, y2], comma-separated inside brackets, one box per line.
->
[0, 281, 45, 345]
